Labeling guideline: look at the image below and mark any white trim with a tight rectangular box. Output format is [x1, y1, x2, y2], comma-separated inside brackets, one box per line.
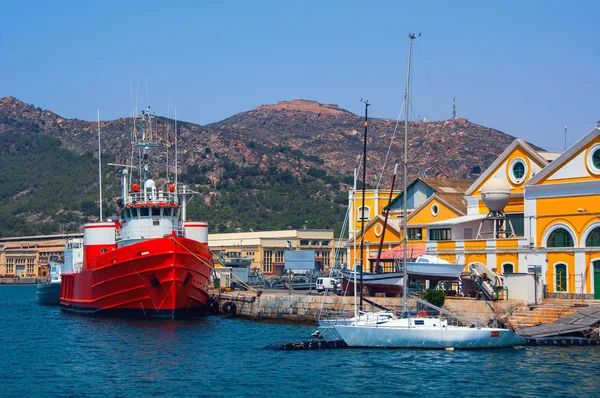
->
[542, 223, 578, 248]
[357, 205, 371, 222]
[466, 139, 548, 196]
[580, 222, 600, 248]
[528, 127, 600, 186]
[575, 251, 586, 295]
[431, 203, 440, 216]
[586, 144, 600, 175]
[525, 180, 600, 199]
[374, 223, 383, 237]
[466, 196, 480, 215]
[487, 252, 496, 271]
[509, 157, 528, 185]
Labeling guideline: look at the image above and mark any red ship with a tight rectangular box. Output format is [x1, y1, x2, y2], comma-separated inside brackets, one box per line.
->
[60, 107, 214, 319]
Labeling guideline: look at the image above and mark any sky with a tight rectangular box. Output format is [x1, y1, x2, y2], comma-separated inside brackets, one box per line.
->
[1, 0, 599, 152]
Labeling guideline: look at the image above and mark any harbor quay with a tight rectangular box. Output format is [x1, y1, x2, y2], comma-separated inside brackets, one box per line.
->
[211, 289, 525, 326]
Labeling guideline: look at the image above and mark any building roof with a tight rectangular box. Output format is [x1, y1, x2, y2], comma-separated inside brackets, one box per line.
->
[465, 139, 548, 196]
[426, 214, 488, 227]
[419, 178, 473, 194]
[526, 127, 600, 186]
[435, 193, 468, 214]
[369, 243, 426, 261]
[386, 177, 473, 210]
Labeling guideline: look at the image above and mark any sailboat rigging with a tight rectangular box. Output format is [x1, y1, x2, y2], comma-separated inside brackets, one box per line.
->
[333, 33, 526, 349]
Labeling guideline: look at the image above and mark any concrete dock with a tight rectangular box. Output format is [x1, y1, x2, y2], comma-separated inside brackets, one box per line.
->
[211, 289, 524, 325]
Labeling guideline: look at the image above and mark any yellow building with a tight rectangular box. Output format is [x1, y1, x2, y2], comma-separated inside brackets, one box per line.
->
[208, 229, 339, 275]
[347, 178, 472, 270]
[424, 129, 600, 300]
[0, 234, 79, 279]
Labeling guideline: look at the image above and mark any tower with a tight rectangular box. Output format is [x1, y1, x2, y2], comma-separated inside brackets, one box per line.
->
[452, 97, 456, 120]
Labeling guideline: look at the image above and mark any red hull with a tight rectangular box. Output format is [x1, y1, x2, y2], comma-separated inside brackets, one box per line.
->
[60, 236, 213, 319]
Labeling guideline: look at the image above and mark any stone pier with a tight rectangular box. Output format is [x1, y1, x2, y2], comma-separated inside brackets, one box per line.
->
[211, 290, 524, 325]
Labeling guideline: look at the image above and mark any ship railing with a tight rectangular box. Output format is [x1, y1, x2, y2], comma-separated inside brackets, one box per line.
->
[125, 191, 179, 206]
[116, 225, 176, 242]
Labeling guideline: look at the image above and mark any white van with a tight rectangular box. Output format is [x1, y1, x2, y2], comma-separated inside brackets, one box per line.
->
[316, 277, 337, 293]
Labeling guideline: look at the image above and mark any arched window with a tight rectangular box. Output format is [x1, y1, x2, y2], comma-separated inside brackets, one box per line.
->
[357, 206, 370, 222]
[555, 263, 567, 292]
[547, 228, 574, 248]
[585, 227, 600, 247]
[502, 263, 514, 274]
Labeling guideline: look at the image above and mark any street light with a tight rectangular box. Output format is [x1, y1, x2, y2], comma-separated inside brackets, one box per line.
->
[578, 208, 600, 219]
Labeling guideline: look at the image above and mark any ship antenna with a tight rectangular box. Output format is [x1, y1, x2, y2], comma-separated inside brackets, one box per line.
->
[166, 99, 170, 183]
[97, 109, 103, 221]
[174, 107, 178, 190]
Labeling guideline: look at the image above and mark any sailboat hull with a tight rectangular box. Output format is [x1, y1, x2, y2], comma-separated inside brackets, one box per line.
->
[334, 321, 526, 349]
[60, 236, 213, 320]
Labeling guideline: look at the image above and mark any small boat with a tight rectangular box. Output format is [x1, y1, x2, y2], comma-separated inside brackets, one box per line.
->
[334, 316, 526, 349]
[314, 311, 397, 341]
[341, 255, 465, 295]
[36, 256, 62, 305]
[60, 107, 214, 319]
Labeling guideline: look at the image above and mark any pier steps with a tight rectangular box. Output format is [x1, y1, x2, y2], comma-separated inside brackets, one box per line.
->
[508, 305, 581, 330]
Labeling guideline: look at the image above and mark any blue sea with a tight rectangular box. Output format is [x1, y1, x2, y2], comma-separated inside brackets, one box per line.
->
[1, 285, 599, 397]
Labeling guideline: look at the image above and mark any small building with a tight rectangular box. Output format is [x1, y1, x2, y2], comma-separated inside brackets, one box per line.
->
[208, 229, 337, 276]
[0, 234, 82, 279]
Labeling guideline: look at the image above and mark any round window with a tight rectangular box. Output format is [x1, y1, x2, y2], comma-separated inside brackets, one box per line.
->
[508, 158, 528, 184]
[431, 204, 439, 216]
[374, 223, 383, 237]
[587, 144, 600, 175]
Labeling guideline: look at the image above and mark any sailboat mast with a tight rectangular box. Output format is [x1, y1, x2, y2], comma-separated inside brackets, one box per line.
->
[402, 33, 416, 316]
[359, 99, 369, 312]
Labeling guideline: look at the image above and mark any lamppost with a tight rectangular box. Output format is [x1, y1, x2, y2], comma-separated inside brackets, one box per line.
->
[578, 208, 600, 220]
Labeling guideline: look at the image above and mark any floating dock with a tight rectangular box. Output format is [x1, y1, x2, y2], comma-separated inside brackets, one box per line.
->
[519, 306, 600, 345]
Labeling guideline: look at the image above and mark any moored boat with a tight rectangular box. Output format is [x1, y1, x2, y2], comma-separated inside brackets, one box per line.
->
[334, 317, 526, 349]
[341, 255, 465, 295]
[36, 256, 62, 305]
[60, 107, 214, 319]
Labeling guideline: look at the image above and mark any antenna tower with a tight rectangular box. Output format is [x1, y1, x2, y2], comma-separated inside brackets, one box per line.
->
[452, 97, 456, 120]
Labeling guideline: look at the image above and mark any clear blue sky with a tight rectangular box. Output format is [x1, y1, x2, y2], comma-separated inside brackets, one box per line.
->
[1, 0, 598, 152]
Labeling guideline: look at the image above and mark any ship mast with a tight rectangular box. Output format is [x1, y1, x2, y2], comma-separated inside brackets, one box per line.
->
[402, 33, 416, 317]
[358, 99, 369, 312]
[97, 109, 102, 221]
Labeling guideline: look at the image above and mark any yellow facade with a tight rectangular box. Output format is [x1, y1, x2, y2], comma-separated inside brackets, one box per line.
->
[348, 193, 465, 269]
[425, 129, 600, 301]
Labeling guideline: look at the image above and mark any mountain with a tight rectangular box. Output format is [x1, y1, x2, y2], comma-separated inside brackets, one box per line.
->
[0, 96, 540, 237]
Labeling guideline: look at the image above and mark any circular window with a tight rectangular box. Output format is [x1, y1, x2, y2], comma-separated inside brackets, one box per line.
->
[508, 158, 528, 184]
[586, 144, 600, 175]
[431, 204, 439, 216]
[374, 223, 383, 237]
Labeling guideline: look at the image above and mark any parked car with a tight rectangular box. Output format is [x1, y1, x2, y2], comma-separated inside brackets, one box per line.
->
[316, 277, 337, 293]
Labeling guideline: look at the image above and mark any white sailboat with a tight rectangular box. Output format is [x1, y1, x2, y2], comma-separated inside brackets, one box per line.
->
[334, 33, 526, 349]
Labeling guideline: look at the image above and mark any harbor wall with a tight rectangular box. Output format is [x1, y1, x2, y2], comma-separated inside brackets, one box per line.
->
[212, 291, 524, 325]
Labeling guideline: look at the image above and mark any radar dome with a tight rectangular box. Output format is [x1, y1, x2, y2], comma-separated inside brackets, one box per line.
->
[144, 179, 156, 190]
[481, 177, 510, 212]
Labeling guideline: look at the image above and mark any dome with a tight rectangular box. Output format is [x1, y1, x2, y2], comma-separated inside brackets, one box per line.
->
[481, 177, 510, 212]
[144, 179, 156, 190]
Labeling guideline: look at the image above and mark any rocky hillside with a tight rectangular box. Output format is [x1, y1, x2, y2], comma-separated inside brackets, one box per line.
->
[0, 96, 541, 236]
[209, 99, 536, 186]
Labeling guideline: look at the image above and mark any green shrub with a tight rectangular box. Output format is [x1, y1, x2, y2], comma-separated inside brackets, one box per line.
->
[422, 288, 446, 307]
